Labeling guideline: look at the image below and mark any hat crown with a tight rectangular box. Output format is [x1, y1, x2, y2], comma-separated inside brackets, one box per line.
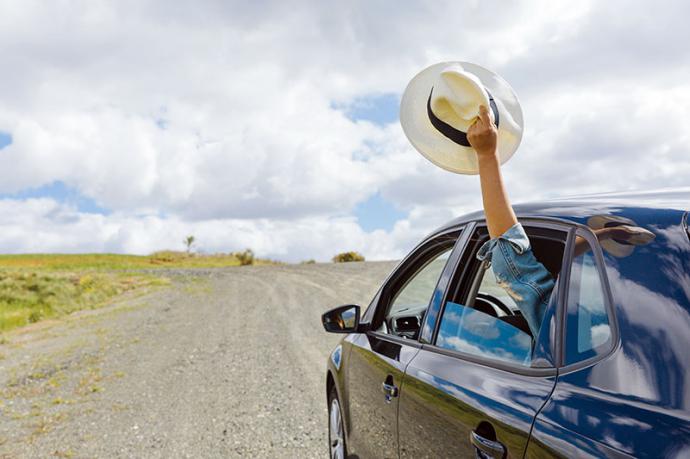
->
[430, 64, 490, 131]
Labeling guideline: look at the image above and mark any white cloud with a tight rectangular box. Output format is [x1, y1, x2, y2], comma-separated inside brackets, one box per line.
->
[0, 197, 421, 261]
[0, 0, 689, 260]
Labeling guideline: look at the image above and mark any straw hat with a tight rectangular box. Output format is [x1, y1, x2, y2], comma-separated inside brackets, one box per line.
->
[400, 61, 523, 174]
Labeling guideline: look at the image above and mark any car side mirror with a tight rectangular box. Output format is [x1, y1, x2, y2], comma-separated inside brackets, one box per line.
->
[322, 305, 361, 333]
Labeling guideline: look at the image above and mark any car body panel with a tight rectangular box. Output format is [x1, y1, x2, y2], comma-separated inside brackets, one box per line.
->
[527, 200, 690, 457]
[341, 226, 469, 458]
[436, 189, 690, 235]
[398, 347, 556, 458]
[344, 333, 419, 458]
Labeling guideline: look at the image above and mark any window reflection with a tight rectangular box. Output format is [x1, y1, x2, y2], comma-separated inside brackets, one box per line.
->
[565, 241, 612, 365]
[341, 307, 356, 329]
[436, 302, 533, 366]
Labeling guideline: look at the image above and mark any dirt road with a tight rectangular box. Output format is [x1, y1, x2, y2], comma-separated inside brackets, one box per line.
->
[0, 262, 396, 458]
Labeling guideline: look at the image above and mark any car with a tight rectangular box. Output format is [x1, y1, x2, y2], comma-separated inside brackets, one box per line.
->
[321, 189, 690, 458]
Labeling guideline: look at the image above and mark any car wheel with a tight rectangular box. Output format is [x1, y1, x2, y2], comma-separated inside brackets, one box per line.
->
[328, 386, 346, 459]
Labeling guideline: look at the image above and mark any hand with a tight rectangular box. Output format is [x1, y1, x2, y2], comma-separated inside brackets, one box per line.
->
[467, 105, 498, 159]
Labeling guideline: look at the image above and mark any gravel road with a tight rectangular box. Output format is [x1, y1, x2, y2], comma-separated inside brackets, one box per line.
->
[0, 261, 396, 458]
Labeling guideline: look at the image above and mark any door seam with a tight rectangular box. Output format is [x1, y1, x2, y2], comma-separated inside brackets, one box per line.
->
[395, 347, 422, 459]
[522, 368, 559, 458]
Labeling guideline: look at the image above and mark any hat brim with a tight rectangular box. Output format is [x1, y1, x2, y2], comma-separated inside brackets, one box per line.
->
[400, 62, 524, 175]
[587, 215, 639, 258]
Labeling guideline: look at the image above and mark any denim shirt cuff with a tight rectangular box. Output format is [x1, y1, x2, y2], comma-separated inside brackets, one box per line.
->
[476, 223, 531, 263]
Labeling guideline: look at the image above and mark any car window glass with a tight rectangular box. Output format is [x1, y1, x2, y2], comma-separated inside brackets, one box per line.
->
[379, 247, 452, 338]
[437, 301, 533, 365]
[565, 237, 611, 365]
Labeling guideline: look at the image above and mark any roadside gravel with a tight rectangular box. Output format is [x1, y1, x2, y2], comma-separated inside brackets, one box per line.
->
[0, 261, 396, 458]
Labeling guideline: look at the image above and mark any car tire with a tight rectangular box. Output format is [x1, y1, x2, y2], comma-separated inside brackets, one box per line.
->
[328, 385, 347, 459]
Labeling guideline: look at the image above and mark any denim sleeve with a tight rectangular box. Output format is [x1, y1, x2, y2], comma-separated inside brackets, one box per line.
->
[476, 223, 555, 337]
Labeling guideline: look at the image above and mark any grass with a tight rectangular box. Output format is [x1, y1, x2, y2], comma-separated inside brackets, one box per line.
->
[0, 271, 167, 332]
[0, 251, 277, 271]
[0, 251, 279, 333]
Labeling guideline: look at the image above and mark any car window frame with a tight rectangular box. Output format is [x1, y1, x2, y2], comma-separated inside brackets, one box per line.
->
[385, 246, 454, 319]
[417, 222, 476, 344]
[422, 218, 577, 377]
[360, 216, 620, 376]
[557, 225, 620, 373]
[363, 225, 470, 347]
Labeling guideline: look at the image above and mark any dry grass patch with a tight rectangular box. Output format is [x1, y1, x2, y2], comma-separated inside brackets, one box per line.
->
[0, 250, 278, 333]
[0, 251, 278, 271]
[0, 271, 166, 332]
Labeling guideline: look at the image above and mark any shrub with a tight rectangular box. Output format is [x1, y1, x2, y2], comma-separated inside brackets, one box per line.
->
[28, 310, 43, 323]
[332, 251, 365, 263]
[149, 251, 190, 264]
[300, 259, 316, 264]
[235, 249, 255, 266]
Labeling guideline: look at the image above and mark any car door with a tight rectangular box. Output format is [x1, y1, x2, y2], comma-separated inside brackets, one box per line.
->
[345, 226, 468, 459]
[397, 221, 569, 458]
[525, 225, 690, 457]
[525, 228, 625, 457]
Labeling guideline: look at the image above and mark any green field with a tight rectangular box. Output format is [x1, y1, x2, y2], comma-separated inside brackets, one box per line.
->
[0, 251, 275, 333]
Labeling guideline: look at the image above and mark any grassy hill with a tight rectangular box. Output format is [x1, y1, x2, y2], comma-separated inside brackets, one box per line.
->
[0, 251, 277, 333]
[0, 251, 277, 270]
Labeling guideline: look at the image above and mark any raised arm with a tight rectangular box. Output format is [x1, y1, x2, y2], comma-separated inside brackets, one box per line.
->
[467, 105, 517, 238]
[468, 106, 555, 337]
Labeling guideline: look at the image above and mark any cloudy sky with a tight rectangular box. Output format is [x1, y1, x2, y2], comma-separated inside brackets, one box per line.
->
[1, 0, 689, 261]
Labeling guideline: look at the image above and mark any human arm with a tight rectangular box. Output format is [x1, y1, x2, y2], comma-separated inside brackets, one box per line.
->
[476, 224, 555, 337]
[467, 105, 517, 239]
[468, 106, 554, 337]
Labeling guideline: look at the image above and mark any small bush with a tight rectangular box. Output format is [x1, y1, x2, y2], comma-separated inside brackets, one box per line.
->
[332, 251, 365, 263]
[28, 310, 43, 323]
[235, 249, 255, 266]
[300, 259, 316, 264]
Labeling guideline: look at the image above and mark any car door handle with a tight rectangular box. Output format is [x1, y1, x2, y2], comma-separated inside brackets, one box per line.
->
[470, 430, 506, 458]
[381, 382, 398, 403]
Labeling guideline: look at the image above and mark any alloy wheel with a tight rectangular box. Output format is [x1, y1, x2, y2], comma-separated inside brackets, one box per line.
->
[329, 397, 345, 459]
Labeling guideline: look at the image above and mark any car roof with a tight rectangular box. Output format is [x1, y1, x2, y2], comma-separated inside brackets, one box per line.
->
[436, 188, 690, 232]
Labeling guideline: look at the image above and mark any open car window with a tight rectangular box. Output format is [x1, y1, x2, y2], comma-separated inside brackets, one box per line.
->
[434, 223, 567, 368]
[476, 267, 519, 314]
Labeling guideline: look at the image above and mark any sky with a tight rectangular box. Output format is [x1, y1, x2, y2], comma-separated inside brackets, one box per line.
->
[0, 0, 689, 261]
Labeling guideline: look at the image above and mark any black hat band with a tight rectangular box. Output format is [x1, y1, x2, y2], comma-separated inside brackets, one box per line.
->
[427, 88, 500, 147]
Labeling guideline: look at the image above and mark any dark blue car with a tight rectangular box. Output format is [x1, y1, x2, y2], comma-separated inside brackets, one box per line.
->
[322, 189, 690, 458]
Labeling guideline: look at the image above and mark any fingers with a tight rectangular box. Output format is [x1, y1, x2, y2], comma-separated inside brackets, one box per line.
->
[469, 105, 493, 135]
[468, 105, 488, 133]
[478, 105, 491, 126]
[467, 105, 498, 155]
